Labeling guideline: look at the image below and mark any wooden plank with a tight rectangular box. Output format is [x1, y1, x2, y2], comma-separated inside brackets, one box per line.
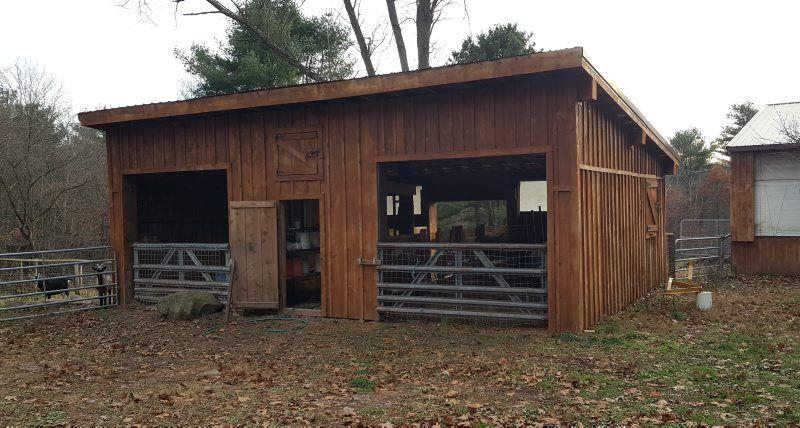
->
[730, 152, 755, 242]
[344, 103, 363, 319]
[360, 101, 379, 320]
[122, 163, 227, 176]
[377, 145, 551, 163]
[326, 104, 347, 318]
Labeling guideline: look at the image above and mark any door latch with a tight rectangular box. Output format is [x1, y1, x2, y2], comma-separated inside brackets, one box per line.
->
[357, 257, 382, 266]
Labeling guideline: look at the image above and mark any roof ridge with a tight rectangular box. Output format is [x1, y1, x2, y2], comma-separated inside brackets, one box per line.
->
[766, 100, 800, 106]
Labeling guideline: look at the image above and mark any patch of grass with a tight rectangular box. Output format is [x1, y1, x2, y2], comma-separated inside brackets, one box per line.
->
[349, 376, 376, 392]
[688, 411, 722, 426]
[670, 310, 687, 321]
[39, 410, 68, 425]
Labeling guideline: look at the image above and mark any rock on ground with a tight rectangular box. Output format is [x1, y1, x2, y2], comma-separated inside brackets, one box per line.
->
[156, 291, 223, 321]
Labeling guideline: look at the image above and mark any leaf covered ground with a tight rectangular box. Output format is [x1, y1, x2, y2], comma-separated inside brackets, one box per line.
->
[0, 275, 799, 426]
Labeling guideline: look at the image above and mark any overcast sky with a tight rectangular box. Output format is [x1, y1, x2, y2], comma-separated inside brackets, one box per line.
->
[2, 0, 799, 141]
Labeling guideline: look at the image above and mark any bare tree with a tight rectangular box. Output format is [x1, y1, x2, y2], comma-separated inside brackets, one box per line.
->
[128, 0, 460, 77]
[778, 114, 800, 144]
[343, 0, 376, 76]
[0, 61, 105, 250]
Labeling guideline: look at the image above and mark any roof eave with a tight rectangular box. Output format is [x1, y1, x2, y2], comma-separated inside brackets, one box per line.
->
[579, 58, 679, 165]
[79, 47, 586, 128]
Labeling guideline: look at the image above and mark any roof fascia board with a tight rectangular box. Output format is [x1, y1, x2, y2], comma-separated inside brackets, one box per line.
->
[79, 47, 585, 128]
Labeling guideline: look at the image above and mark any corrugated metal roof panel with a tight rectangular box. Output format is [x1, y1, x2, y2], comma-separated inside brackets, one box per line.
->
[728, 101, 800, 148]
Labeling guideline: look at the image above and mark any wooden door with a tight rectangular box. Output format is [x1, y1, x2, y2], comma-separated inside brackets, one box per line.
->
[274, 129, 322, 181]
[229, 201, 280, 309]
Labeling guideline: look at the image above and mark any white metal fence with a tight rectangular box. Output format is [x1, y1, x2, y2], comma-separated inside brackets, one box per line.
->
[0, 246, 117, 322]
[133, 243, 231, 304]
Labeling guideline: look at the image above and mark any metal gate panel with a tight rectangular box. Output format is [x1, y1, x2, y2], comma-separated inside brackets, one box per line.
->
[0, 246, 117, 322]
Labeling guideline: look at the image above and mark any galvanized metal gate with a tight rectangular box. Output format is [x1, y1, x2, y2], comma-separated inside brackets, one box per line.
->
[0, 246, 117, 322]
[672, 234, 731, 281]
[376, 242, 547, 322]
[133, 243, 231, 304]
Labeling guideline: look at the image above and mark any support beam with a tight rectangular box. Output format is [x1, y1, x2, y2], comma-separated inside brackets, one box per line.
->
[578, 76, 598, 101]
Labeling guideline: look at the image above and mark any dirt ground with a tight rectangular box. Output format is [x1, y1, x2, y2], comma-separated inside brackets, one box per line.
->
[0, 275, 798, 426]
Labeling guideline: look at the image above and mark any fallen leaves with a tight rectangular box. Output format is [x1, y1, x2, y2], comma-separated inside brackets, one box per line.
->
[0, 275, 797, 425]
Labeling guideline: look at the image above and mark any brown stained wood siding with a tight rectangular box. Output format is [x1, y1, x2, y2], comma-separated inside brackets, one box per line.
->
[730, 152, 755, 242]
[577, 101, 667, 328]
[103, 74, 671, 331]
[732, 238, 800, 276]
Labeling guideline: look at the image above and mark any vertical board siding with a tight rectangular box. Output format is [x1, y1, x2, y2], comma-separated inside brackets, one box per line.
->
[732, 238, 800, 275]
[105, 75, 671, 330]
[730, 152, 755, 242]
[374, 79, 553, 157]
[107, 77, 565, 323]
[577, 102, 667, 327]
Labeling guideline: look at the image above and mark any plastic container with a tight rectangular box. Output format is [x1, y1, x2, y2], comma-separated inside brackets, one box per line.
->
[696, 291, 712, 310]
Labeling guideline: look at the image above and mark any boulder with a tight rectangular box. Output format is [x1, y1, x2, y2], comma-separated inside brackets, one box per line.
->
[156, 291, 223, 321]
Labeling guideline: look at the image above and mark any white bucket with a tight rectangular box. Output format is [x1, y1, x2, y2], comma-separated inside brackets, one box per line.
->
[696, 291, 712, 310]
[297, 232, 311, 249]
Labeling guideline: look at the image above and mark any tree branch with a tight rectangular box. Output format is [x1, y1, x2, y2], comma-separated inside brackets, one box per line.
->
[201, 0, 325, 82]
[182, 10, 222, 16]
[343, 0, 376, 76]
[386, 0, 409, 71]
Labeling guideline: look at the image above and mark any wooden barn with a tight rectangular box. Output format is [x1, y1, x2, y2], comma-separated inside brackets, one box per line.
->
[729, 101, 800, 276]
[78, 47, 678, 332]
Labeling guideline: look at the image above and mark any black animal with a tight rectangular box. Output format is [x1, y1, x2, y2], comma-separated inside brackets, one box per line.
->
[91, 265, 111, 306]
[34, 274, 70, 299]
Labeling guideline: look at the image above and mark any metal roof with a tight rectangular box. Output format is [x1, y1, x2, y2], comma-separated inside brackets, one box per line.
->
[728, 101, 800, 149]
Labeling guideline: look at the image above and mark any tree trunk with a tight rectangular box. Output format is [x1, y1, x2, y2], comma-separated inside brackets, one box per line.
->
[416, 0, 434, 69]
[343, 0, 376, 76]
[386, 0, 409, 72]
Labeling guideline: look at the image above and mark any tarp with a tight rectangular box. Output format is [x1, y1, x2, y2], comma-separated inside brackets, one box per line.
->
[754, 153, 800, 236]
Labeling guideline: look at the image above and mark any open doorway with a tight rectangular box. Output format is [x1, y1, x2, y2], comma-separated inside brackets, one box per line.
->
[281, 199, 322, 310]
[134, 170, 228, 243]
[379, 154, 547, 243]
[376, 154, 549, 323]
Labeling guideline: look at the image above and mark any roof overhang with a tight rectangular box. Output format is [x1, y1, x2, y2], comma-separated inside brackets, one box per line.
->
[78, 47, 678, 165]
[728, 143, 800, 153]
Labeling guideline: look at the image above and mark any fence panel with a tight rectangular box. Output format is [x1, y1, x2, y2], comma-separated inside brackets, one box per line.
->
[0, 246, 117, 322]
[672, 235, 731, 281]
[376, 242, 547, 323]
[133, 243, 231, 304]
[679, 219, 731, 238]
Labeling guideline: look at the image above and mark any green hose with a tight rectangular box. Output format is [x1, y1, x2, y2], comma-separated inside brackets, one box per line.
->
[203, 314, 308, 337]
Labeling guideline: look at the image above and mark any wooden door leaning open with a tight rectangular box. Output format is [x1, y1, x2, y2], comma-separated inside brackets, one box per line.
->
[229, 201, 280, 309]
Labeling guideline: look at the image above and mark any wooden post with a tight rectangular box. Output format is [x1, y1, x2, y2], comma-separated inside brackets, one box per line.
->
[547, 84, 584, 333]
[666, 233, 675, 279]
[120, 176, 138, 306]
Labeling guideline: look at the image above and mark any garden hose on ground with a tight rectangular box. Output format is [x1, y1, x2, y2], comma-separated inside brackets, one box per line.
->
[203, 314, 308, 337]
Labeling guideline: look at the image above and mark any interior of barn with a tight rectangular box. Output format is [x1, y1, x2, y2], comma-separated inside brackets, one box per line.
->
[134, 170, 229, 244]
[376, 154, 549, 322]
[378, 154, 547, 244]
[281, 199, 321, 310]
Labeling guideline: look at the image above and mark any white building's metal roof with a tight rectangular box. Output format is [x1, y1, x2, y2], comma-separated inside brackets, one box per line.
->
[728, 101, 800, 149]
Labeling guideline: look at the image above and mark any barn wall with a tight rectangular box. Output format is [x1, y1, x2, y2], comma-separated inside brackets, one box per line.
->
[105, 75, 585, 325]
[730, 152, 755, 242]
[730, 150, 800, 275]
[732, 238, 800, 276]
[576, 101, 669, 328]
